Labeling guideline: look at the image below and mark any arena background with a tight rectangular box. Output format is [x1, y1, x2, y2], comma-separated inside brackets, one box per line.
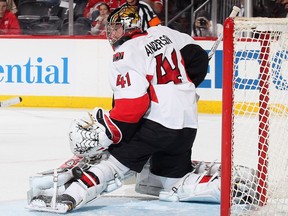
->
[0, 37, 224, 113]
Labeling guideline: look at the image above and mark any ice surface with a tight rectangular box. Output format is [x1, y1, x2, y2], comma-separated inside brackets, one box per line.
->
[0, 108, 221, 216]
[0, 196, 220, 216]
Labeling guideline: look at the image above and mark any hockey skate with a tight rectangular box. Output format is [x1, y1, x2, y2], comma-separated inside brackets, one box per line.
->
[27, 194, 76, 213]
[135, 162, 164, 196]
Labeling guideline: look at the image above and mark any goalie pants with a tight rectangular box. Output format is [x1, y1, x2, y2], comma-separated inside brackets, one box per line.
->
[108, 119, 197, 178]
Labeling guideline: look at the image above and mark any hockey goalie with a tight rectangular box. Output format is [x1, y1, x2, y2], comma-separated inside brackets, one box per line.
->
[26, 5, 223, 213]
[26, 106, 222, 213]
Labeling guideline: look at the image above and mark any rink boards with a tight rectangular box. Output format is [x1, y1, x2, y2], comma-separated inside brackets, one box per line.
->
[0, 37, 222, 113]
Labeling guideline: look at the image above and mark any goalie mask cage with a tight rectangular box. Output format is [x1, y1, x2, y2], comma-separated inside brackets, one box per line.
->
[221, 17, 288, 216]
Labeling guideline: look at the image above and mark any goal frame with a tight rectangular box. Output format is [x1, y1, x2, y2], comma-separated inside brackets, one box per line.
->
[221, 17, 234, 216]
[221, 17, 271, 216]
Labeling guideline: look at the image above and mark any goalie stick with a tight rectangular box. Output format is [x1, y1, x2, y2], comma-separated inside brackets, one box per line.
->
[0, 97, 22, 107]
[208, 6, 240, 60]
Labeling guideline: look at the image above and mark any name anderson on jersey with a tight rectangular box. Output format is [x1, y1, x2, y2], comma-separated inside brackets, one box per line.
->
[145, 35, 172, 56]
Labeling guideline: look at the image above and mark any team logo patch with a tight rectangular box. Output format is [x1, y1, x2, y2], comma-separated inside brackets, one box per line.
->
[113, 52, 124, 62]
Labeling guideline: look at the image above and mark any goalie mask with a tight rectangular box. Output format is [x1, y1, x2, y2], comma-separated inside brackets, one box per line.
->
[106, 5, 142, 48]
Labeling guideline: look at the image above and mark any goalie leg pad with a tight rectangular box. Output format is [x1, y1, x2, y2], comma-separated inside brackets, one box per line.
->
[62, 158, 120, 208]
[29, 171, 73, 191]
[136, 160, 221, 197]
[27, 170, 73, 204]
[159, 173, 221, 203]
[27, 154, 132, 213]
[158, 161, 221, 203]
[192, 160, 221, 176]
[27, 171, 108, 213]
[68, 154, 132, 208]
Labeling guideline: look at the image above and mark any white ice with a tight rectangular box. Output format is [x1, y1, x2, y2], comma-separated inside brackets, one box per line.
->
[0, 108, 221, 216]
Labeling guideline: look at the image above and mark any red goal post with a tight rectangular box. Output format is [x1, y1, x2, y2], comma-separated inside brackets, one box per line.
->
[221, 17, 288, 216]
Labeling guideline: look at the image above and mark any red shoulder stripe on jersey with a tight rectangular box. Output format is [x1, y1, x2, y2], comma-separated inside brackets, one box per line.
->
[146, 75, 158, 103]
[110, 93, 150, 123]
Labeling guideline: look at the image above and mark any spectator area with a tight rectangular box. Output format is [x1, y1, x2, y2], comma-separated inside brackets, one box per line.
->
[4, 0, 287, 36]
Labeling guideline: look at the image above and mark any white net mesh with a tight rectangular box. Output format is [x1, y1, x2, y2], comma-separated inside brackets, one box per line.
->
[230, 17, 288, 215]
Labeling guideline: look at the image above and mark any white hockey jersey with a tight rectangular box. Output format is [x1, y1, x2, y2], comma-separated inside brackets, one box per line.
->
[109, 25, 200, 130]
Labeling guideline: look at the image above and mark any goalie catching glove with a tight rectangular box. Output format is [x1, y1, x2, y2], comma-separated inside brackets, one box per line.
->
[69, 108, 122, 157]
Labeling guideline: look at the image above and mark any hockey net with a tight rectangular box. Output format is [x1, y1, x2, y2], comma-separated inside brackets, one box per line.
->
[222, 17, 288, 216]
